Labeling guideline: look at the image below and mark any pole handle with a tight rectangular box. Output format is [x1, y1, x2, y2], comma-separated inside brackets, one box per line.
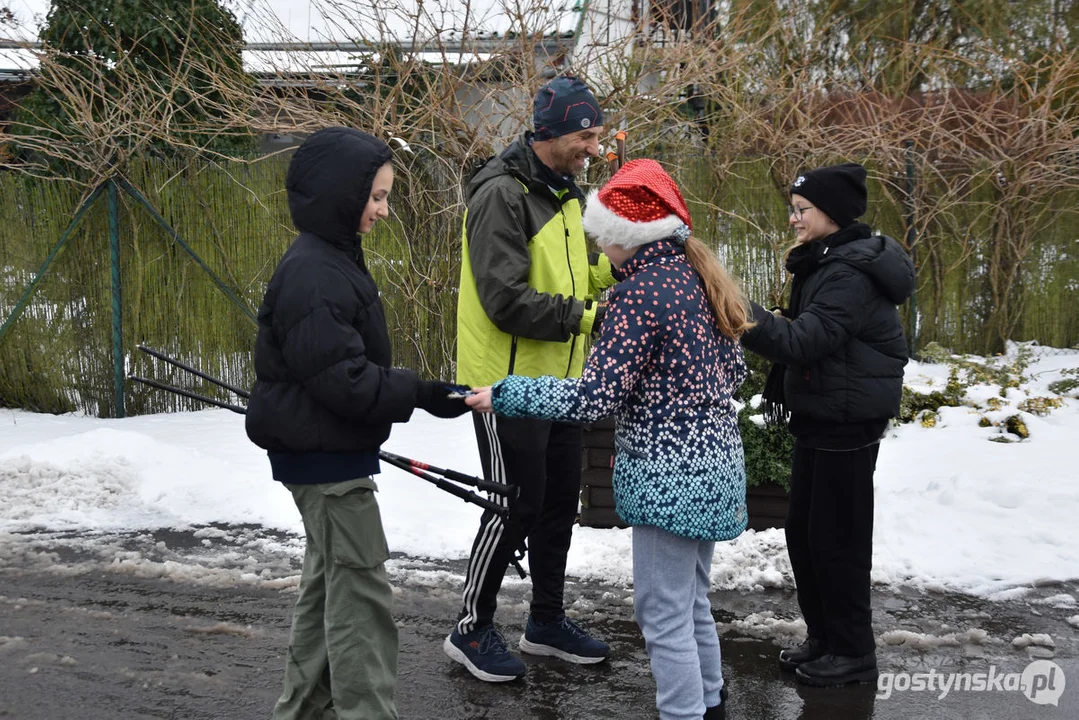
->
[606, 151, 620, 173]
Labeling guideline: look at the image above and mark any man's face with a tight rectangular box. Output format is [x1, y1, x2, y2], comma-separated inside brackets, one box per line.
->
[541, 127, 603, 177]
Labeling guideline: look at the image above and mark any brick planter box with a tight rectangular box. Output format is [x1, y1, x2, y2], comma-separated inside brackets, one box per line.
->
[746, 481, 789, 531]
[579, 416, 626, 528]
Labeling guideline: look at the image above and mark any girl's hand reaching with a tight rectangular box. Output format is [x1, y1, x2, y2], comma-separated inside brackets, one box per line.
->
[465, 386, 494, 413]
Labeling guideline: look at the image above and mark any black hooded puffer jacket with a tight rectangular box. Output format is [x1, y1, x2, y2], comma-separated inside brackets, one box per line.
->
[245, 127, 421, 484]
[742, 232, 915, 432]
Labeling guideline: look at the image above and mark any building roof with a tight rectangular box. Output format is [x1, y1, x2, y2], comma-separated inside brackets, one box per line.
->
[2, 34, 582, 81]
[0, 0, 587, 78]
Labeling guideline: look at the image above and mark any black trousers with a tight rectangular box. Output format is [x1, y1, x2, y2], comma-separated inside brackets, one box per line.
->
[785, 441, 878, 657]
[455, 413, 582, 634]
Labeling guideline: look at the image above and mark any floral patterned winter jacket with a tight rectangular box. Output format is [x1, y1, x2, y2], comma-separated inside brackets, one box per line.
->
[492, 239, 748, 541]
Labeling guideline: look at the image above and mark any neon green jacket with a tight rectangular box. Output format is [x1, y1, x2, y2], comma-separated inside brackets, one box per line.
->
[456, 134, 616, 387]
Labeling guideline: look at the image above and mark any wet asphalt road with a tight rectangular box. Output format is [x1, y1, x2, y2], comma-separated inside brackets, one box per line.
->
[0, 528, 1076, 720]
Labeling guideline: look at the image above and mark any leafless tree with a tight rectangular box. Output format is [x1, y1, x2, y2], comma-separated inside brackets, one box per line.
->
[2, 0, 1076, 356]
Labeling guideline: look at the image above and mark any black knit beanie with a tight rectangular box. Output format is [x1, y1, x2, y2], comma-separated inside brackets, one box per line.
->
[533, 76, 603, 141]
[789, 162, 868, 228]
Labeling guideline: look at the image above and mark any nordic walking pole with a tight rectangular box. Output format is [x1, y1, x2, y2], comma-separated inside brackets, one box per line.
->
[128, 376, 248, 414]
[138, 344, 250, 399]
[378, 453, 510, 517]
[379, 450, 518, 499]
[131, 348, 510, 518]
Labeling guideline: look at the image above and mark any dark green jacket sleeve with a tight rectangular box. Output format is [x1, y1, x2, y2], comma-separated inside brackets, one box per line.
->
[465, 180, 586, 342]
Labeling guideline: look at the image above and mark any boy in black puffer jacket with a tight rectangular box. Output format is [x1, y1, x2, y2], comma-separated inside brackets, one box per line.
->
[741, 162, 915, 688]
[246, 127, 470, 720]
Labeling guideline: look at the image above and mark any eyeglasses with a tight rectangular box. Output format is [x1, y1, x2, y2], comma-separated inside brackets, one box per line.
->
[787, 205, 814, 221]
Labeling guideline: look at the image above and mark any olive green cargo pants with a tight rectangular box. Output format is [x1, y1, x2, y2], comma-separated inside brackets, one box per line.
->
[272, 478, 398, 720]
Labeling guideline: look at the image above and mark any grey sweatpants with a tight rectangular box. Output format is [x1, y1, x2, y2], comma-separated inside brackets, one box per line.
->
[272, 478, 398, 720]
[633, 524, 724, 720]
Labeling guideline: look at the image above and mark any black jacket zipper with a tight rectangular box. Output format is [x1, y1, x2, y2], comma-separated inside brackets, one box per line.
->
[561, 204, 577, 378]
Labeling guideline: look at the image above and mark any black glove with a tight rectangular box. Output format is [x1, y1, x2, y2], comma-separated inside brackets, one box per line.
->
[587, 299, 607, 337]
[416, 380, 472, 418]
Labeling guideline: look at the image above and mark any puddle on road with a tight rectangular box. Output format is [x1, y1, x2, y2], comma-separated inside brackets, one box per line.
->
[3, 523, 1076, 664]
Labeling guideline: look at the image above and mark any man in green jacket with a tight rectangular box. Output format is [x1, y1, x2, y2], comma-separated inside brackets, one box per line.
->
[445, 75, 617, 682]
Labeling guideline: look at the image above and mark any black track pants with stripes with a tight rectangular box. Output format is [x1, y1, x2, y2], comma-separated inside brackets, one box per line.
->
[455, 412, 583, 634]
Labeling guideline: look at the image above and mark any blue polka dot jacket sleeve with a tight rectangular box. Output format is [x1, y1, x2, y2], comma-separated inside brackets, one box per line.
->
[492, 240, 749, 541]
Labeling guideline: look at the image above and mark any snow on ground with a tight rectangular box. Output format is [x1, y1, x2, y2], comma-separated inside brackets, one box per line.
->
[715, 612, 807, 645]
[870, 345, 1079, 596]
[0, 343, 1077, 601]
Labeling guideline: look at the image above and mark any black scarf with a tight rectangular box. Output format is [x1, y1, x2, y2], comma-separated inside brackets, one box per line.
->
[761, 223, 872, 426]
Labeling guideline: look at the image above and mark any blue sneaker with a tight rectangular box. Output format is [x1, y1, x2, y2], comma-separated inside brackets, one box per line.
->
[518, 615, 610, 664]
[443, 625, 527, 682]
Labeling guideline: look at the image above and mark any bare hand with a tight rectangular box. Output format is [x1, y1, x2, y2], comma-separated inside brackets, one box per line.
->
[465, 386, 494, 413]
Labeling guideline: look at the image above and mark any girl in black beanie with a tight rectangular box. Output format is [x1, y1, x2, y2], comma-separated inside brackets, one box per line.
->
[741, 162, 915, 687]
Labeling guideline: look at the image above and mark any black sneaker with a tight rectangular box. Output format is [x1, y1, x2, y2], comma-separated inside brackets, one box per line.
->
[519, 615, 610, 664]
[778, 636, 826, 671]
[703, 685, 728, 719]
[795, 652, 878, 687]
[443, 625, 526, 682]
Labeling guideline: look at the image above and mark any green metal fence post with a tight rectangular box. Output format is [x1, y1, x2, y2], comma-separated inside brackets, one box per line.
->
[0, 183, 107, 345]
[905, 140, 919, 358]
[115, 177, 257, 324]
[108, 178, 126, 418]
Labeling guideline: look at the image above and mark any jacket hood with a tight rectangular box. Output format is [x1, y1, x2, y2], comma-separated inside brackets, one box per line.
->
[465, 133, 536, 202]
[826, 234, 916, 304]
[615, 238, 685, 280]
[286, 127, 393, 249]
[466, 132, 583, 202]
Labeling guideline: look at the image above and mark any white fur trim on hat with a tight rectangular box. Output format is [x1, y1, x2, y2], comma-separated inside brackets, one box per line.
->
[582, 189, 687, 248]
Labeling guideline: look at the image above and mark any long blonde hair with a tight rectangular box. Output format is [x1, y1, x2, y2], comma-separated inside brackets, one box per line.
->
[684, 236, 754, 338]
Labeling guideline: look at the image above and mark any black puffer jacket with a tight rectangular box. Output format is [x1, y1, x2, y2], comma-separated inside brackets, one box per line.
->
[245, 127, 421, 484]
[742, 228, 915, 441]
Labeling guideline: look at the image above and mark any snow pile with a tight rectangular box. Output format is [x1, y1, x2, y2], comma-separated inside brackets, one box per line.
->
[870, 344, 1079, 595]
[1035, 594, 1077, 609]
[879, 628, 993, 651]
[1011, 633, 1056, 650]
[716, 611, 806, 644]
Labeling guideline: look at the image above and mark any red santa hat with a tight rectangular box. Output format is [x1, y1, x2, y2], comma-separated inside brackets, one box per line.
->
[582, 158, 692, 248]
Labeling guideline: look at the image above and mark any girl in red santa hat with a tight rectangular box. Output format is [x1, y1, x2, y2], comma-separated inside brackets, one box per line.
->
[466, 158, 752, 720]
